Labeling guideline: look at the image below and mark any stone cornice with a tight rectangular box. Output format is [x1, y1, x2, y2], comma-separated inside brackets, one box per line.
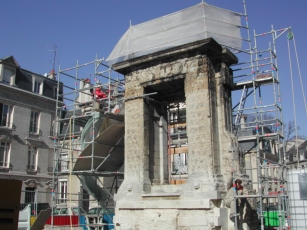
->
[0, 83, 62, 105]
[113, 38, 238, 74]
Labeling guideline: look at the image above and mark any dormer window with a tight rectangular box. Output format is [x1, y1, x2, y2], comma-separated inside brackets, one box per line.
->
[34, 81, 41, 93]
[32, 76, 43, 94]
[2, 67, 15, 85]
[0, 56, 18, 85]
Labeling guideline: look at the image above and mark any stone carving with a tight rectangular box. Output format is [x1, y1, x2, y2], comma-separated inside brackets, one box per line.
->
[24, 179, 39, 188]
[45, 180, 53, 188]
[0, 131, 15, 142]
[141, 69, 155, 82]
[172, 62, 184, 76]
[194, 181, 200, 190]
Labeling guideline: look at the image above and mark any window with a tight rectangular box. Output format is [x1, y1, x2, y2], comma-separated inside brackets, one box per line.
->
[28, 146, 37, 171]
[24, 187, 35, 203]
[50, 115, 54, 136]
[3, 68, 14, 85]
[0, 142, 10, 167]
[60, 152, 69, 172]
[34, 81, 41, 93]
[0, 103, 13, 127]
[53, 86, 58, 99]
[59, 180, 67, 203]
[29, 111, 39, 133]
[32, 76, 43, 94]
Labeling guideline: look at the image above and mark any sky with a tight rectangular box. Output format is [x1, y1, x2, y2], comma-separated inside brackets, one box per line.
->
[1, 0, 307, 137]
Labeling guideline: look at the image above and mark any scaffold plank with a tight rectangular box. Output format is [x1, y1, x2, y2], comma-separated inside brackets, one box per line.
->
[233, 76, 279, 90]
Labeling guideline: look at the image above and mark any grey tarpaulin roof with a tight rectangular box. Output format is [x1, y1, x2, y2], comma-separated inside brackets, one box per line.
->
[106, 2, 242, 66]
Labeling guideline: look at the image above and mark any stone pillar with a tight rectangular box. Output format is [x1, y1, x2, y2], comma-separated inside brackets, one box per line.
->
[123, 79, 151, 193]
[215, 54, 241, 188]
[185, 57, 215, 179]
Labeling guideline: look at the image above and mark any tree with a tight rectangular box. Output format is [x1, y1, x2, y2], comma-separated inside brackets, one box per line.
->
[283, 120, 306, 151]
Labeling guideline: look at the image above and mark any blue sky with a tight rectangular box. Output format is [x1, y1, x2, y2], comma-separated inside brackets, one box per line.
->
[1, 0, 307, 137]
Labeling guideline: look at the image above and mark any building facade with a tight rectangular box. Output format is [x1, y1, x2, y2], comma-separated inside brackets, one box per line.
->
[0, 56, 63, 207]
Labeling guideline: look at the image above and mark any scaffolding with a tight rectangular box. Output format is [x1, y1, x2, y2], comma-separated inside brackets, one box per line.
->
[48, 1, 307, 229]
[51, 57, 125, 229]
[230, 1, 291, 229]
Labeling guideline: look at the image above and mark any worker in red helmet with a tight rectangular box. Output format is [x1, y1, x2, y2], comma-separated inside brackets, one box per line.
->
[93, 86, 107, 99]
[225, 178, 251, 223]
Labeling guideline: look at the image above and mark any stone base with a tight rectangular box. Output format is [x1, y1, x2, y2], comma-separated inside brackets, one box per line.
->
[114, 184, 230, 230]
[114, 208, 229, 230]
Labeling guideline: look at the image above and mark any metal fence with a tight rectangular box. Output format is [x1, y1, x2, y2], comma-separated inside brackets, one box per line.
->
[20, 189, 51, 216]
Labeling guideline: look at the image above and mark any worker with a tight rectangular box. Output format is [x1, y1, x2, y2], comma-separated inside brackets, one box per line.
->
[225, 178, 249, 222]
[93, 86, 107, 99]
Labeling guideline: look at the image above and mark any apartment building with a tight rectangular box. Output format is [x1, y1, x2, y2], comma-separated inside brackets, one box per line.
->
[0, 56, 63, 206]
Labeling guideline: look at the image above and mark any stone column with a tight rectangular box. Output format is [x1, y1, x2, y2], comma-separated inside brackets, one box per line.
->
[185, 55, 218, 181]
[121, 76, 151, 193]
[215, 53, 241, 188]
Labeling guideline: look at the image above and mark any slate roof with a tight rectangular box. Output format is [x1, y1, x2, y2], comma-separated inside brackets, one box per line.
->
[1, 56, 63, 101]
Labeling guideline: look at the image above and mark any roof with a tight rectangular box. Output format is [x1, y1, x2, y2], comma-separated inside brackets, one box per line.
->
[0, 56, 20, 67]
[106, 2, 242, 66]
[1, 56, 63, 101]
[284, 138, 307, 152]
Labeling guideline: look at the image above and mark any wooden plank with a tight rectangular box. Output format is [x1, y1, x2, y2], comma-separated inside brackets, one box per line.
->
[168, 146, 188, 154]
[170, 180, 186, 185]
[31, 208, 52, 230]
[169, 122, 186, 129]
